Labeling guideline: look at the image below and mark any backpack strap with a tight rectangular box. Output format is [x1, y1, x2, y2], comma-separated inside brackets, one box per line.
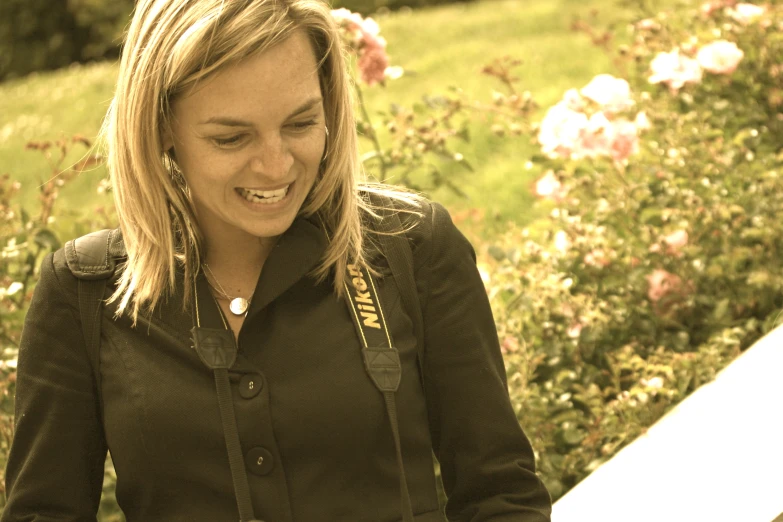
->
[64, 229, 124, 392]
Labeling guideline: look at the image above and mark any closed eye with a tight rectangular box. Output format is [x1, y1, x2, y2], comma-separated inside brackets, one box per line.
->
[212, 134, 247, 148]
[288, 119, 319, 132]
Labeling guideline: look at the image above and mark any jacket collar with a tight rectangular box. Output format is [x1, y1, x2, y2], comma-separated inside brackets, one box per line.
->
[114, 214, 329, 349]
[245, 213, 328, 316]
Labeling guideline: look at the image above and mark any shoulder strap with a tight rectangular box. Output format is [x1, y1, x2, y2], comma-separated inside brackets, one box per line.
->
[64, 229, 123, 392]
[191, 276, 262, 522]
[373, 198, 426, 389]
[64, 228, 123, 280]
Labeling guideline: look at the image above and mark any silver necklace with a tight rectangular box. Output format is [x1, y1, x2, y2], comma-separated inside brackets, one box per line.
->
[202, 263, 252, 316]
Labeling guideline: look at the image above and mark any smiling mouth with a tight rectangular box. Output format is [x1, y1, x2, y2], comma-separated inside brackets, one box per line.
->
[236, 183, 291, 204]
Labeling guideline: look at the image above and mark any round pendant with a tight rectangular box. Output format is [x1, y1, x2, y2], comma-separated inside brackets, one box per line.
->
[229, 297, 249, 316]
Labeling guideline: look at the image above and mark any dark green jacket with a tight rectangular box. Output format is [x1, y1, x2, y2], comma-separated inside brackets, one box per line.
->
[3, 201, 552, 521]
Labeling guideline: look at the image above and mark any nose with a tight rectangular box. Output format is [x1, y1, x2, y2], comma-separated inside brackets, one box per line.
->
[249, 134, 293, 178]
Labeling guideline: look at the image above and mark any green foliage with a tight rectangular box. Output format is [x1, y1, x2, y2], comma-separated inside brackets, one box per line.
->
[0, 138, 114, 511]
[478, 0, 783, 500]
[0, 0, 473, 80]
[333, 0, 475, 16]
[353, 58, 535, 196]
[0, 0, 621, 234]
[0, 0, 133, 81]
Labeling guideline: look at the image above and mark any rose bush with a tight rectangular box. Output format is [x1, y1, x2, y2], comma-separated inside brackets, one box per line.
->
[479, 0, 783, 498]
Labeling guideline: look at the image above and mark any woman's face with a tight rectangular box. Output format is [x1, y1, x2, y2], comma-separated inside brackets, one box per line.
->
[165, 29, 327, 248]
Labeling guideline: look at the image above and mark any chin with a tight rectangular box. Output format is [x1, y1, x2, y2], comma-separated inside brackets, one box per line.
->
[245, 214, 299, 239]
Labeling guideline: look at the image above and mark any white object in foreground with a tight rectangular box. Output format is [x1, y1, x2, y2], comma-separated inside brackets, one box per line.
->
[552, 324, 783, 522]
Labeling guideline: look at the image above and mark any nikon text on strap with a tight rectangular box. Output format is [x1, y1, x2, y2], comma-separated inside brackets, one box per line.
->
[344, 262, 415, 522]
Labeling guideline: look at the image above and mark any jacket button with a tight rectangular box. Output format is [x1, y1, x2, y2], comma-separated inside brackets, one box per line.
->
[239, 374, 263, 399]
[246, 447, 274, 476]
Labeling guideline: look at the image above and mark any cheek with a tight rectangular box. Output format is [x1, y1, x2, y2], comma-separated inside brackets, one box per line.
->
[179, 148, 247, 187]
[295, 135, 327, 167]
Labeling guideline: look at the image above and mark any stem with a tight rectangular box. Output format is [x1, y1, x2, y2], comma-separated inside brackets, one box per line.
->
[0, 332, 18, 349]
[14, 244, 41, 309]
[354, 83, 387, 182]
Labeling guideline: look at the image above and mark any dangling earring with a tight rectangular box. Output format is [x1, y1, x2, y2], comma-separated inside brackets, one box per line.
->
[321, 125, 329, 164]
[166, 149, 187, 187]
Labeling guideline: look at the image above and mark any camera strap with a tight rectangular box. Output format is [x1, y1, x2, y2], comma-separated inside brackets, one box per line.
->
[342, 261, 415, 522]
[192, 259, 413, 522]
[191, 275, 263, 522]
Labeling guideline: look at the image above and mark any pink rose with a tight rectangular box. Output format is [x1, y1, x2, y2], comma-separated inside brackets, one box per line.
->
[646, 269, 687, 303]
[567, 322, 583, 339]
[539, 86, 641, 161]
[358, 45, 390, 86]
[608, 119, 640, 162]
[648, 50, 703, 91]
[332, 8, 395, 86]
[580, 74, 635, 113]
[726, 3, 767, 25]
[578, 112, 614, 159]
[501, 336, 520, 355]
[697, 40, 744, 75]
[577, 114, 639, 162]
[538, 102, 589, 159]
[584, 249, 611, 268]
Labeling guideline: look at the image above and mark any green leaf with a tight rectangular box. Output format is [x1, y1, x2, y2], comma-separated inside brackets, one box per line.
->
[35, 229, 60, 250]
[442, 178, 469, 199]
[740, 228, 766, 242]
[562, 427, 586, 445]
[713, 298, 730, 322]
[639, 207, 663, 226]
[732, 128, 756, 147]
[458, 158, 475, 173]
[488, 245, 506, 261]
[747, 270, 771, 287]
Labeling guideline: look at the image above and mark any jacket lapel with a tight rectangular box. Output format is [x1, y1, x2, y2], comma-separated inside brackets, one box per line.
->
[106, 214, 329, 351]
[245, 214, 328, 317]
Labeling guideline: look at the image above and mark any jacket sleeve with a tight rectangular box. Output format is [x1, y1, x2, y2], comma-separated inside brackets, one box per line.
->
[2, 250, 107, 521]
[416, 202, 552, 522]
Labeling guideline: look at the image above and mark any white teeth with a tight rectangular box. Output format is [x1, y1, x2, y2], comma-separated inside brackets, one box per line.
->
[238, 184, 290, 204]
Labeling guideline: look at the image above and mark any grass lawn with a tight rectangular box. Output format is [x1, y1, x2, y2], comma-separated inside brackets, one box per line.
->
[0, 0, 642, 239]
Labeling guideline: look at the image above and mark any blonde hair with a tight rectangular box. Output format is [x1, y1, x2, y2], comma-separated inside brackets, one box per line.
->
[103, 0, 423, 322]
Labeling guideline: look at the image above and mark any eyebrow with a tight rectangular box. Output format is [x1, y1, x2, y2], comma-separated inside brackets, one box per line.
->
[198, 97, 324, 127]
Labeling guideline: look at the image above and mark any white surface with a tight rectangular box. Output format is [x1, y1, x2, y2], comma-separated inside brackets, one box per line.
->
[551, 325, 783, 522]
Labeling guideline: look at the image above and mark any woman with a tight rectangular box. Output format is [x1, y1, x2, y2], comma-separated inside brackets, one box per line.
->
[2, 0, 552, 520]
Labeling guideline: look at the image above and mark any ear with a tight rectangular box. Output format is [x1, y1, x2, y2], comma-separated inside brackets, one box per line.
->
[161, 131, 174, 155]
[160, 115, 175, 154]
